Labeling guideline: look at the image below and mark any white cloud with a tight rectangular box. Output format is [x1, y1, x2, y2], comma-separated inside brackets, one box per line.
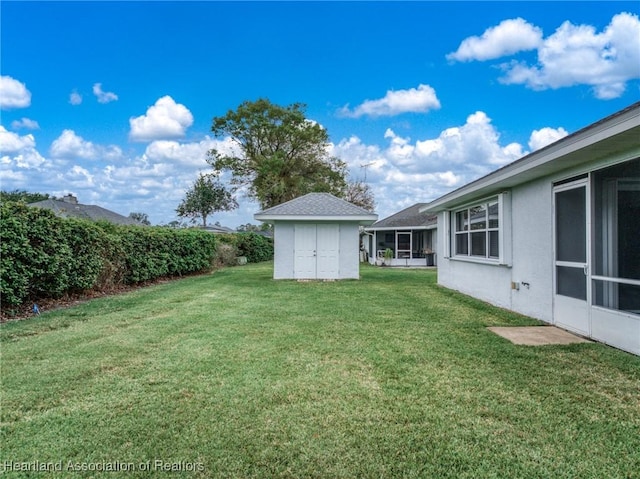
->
[129, 96, 194, 142]
[413, 111, 524, 169]
[447, 18, 543, 62]
[65, 165, 95, 187]
[92, 83, 118, 103]
[340, 84, 441, 118]
[528, 126, 569, 151]
[0, 112, 557, 228]
[50, 130, 98, 160]
[453, 12, 640, 99]
[501, 13, 640, 99]
[0, 126, 47, 169]
[331, 111, 528, 221]
[143, 136, 237, 168]
[0, 76, 32, 109]
[0, 126, 36, 154]
[50, 129, 122, 161]
[69, 90, 82, 105]
[10, 118, 40, 130]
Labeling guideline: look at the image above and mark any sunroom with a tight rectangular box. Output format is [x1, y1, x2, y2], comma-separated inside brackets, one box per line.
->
[364, 203, 437, 267]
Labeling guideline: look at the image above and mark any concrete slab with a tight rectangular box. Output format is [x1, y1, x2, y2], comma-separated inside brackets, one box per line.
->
[487, 326, 592, 346]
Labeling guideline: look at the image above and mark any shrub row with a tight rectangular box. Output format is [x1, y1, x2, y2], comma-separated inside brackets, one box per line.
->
[216, 232, 274, 264]
[0, 202, 217, 309]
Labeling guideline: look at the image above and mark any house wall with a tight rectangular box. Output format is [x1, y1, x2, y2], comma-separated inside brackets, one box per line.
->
[436, 153, 640, 356]
[436, 169, 575, 323]
[272, 221, 360, 280]
[509, 178, 555, 321]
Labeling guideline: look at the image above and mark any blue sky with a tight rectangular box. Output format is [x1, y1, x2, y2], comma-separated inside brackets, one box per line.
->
[1, 1, 639, 226]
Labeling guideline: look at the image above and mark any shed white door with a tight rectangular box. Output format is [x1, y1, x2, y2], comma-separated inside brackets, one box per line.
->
[294, 224, 339, 279]
[553, 180, 590, 335]
[316, 224, 340, 279]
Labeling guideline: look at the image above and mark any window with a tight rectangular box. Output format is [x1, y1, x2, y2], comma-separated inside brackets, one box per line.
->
[453, 198, 500, 260]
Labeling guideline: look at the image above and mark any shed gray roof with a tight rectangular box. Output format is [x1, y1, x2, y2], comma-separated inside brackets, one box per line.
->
[255, 193, 378, 224]
[29, 199, 142, 226]
[367, 203, 437, 230]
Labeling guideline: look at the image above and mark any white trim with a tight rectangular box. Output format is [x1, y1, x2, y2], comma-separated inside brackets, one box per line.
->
[446, 256, 507, 267]
[255, 214, 377, 224]
[450, 195, 506, 262]
[553, 178, 591, 335]
[442, 211, 451, 259]
[499, 192, 512, 267]
[592, 275, 640, 287]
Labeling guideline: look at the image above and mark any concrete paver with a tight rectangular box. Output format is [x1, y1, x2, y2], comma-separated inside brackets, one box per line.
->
[487, 326, 592, 346]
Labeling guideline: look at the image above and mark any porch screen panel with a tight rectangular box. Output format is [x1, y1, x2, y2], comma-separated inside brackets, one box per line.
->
[557, 266, 587, 300]
[592, 158, 640, 314]
[556, 187, 586, 263]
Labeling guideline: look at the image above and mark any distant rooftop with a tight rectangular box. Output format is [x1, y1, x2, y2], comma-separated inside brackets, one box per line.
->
[29, 194, 142, 226]
[367, 203, 436, 229]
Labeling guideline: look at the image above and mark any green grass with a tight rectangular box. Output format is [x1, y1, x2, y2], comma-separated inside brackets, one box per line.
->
[1, 263, 639, 478]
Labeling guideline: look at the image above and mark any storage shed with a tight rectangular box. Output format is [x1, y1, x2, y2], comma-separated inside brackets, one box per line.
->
[254, 193, 378, 280]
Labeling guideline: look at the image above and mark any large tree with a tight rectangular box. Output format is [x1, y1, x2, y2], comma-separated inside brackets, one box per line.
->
[128, 212, 151, 225]
[176, 173, 238, 227]
[208, 99, 347, 209]
[344, 180, 375, 212]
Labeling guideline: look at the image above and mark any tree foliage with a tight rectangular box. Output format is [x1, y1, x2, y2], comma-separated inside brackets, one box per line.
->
[344, 180, 375, 212]
[208, 99, 347, 209]
[0, 190, 50, 204]
[176, 173, 238, 227]
[129, 212, 151, 225]
[236, 223, 272, 233]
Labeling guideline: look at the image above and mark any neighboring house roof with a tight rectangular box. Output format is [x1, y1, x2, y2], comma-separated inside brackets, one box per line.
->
[366, 203, 437, 230]
[201, 225, 235, 234]
[422, 101, 640, 213]
[254, 192, 378, 225]
[29, 196, 142, 226]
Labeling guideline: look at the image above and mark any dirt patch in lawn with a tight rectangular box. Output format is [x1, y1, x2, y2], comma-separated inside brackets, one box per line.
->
[488, 326, 592, 346]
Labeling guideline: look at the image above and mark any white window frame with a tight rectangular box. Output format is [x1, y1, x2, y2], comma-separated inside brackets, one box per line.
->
[448, 192, 511, 266]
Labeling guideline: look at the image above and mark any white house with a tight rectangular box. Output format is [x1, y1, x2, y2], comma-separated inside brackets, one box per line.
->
[364, 203, 437, 267]
[255, 193, 378, 280]
[422, 102, 640, 355]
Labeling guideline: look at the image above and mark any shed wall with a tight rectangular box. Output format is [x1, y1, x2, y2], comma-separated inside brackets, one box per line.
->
[272, 221, 361, 280]
[339, 223, 360, 279]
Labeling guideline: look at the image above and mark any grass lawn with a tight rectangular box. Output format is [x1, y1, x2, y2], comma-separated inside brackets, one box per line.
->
[1, 263, 639, 478]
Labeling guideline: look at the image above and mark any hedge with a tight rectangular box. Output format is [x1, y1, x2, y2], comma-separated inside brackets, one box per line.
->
[216, 232, 274, 264]
[0, 202, 217, 309]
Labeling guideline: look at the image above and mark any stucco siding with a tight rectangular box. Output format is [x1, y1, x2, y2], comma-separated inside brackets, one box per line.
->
[439, 258, 513, 309]
[436, 180, 555, 321]
[509, 178, 554, 322]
